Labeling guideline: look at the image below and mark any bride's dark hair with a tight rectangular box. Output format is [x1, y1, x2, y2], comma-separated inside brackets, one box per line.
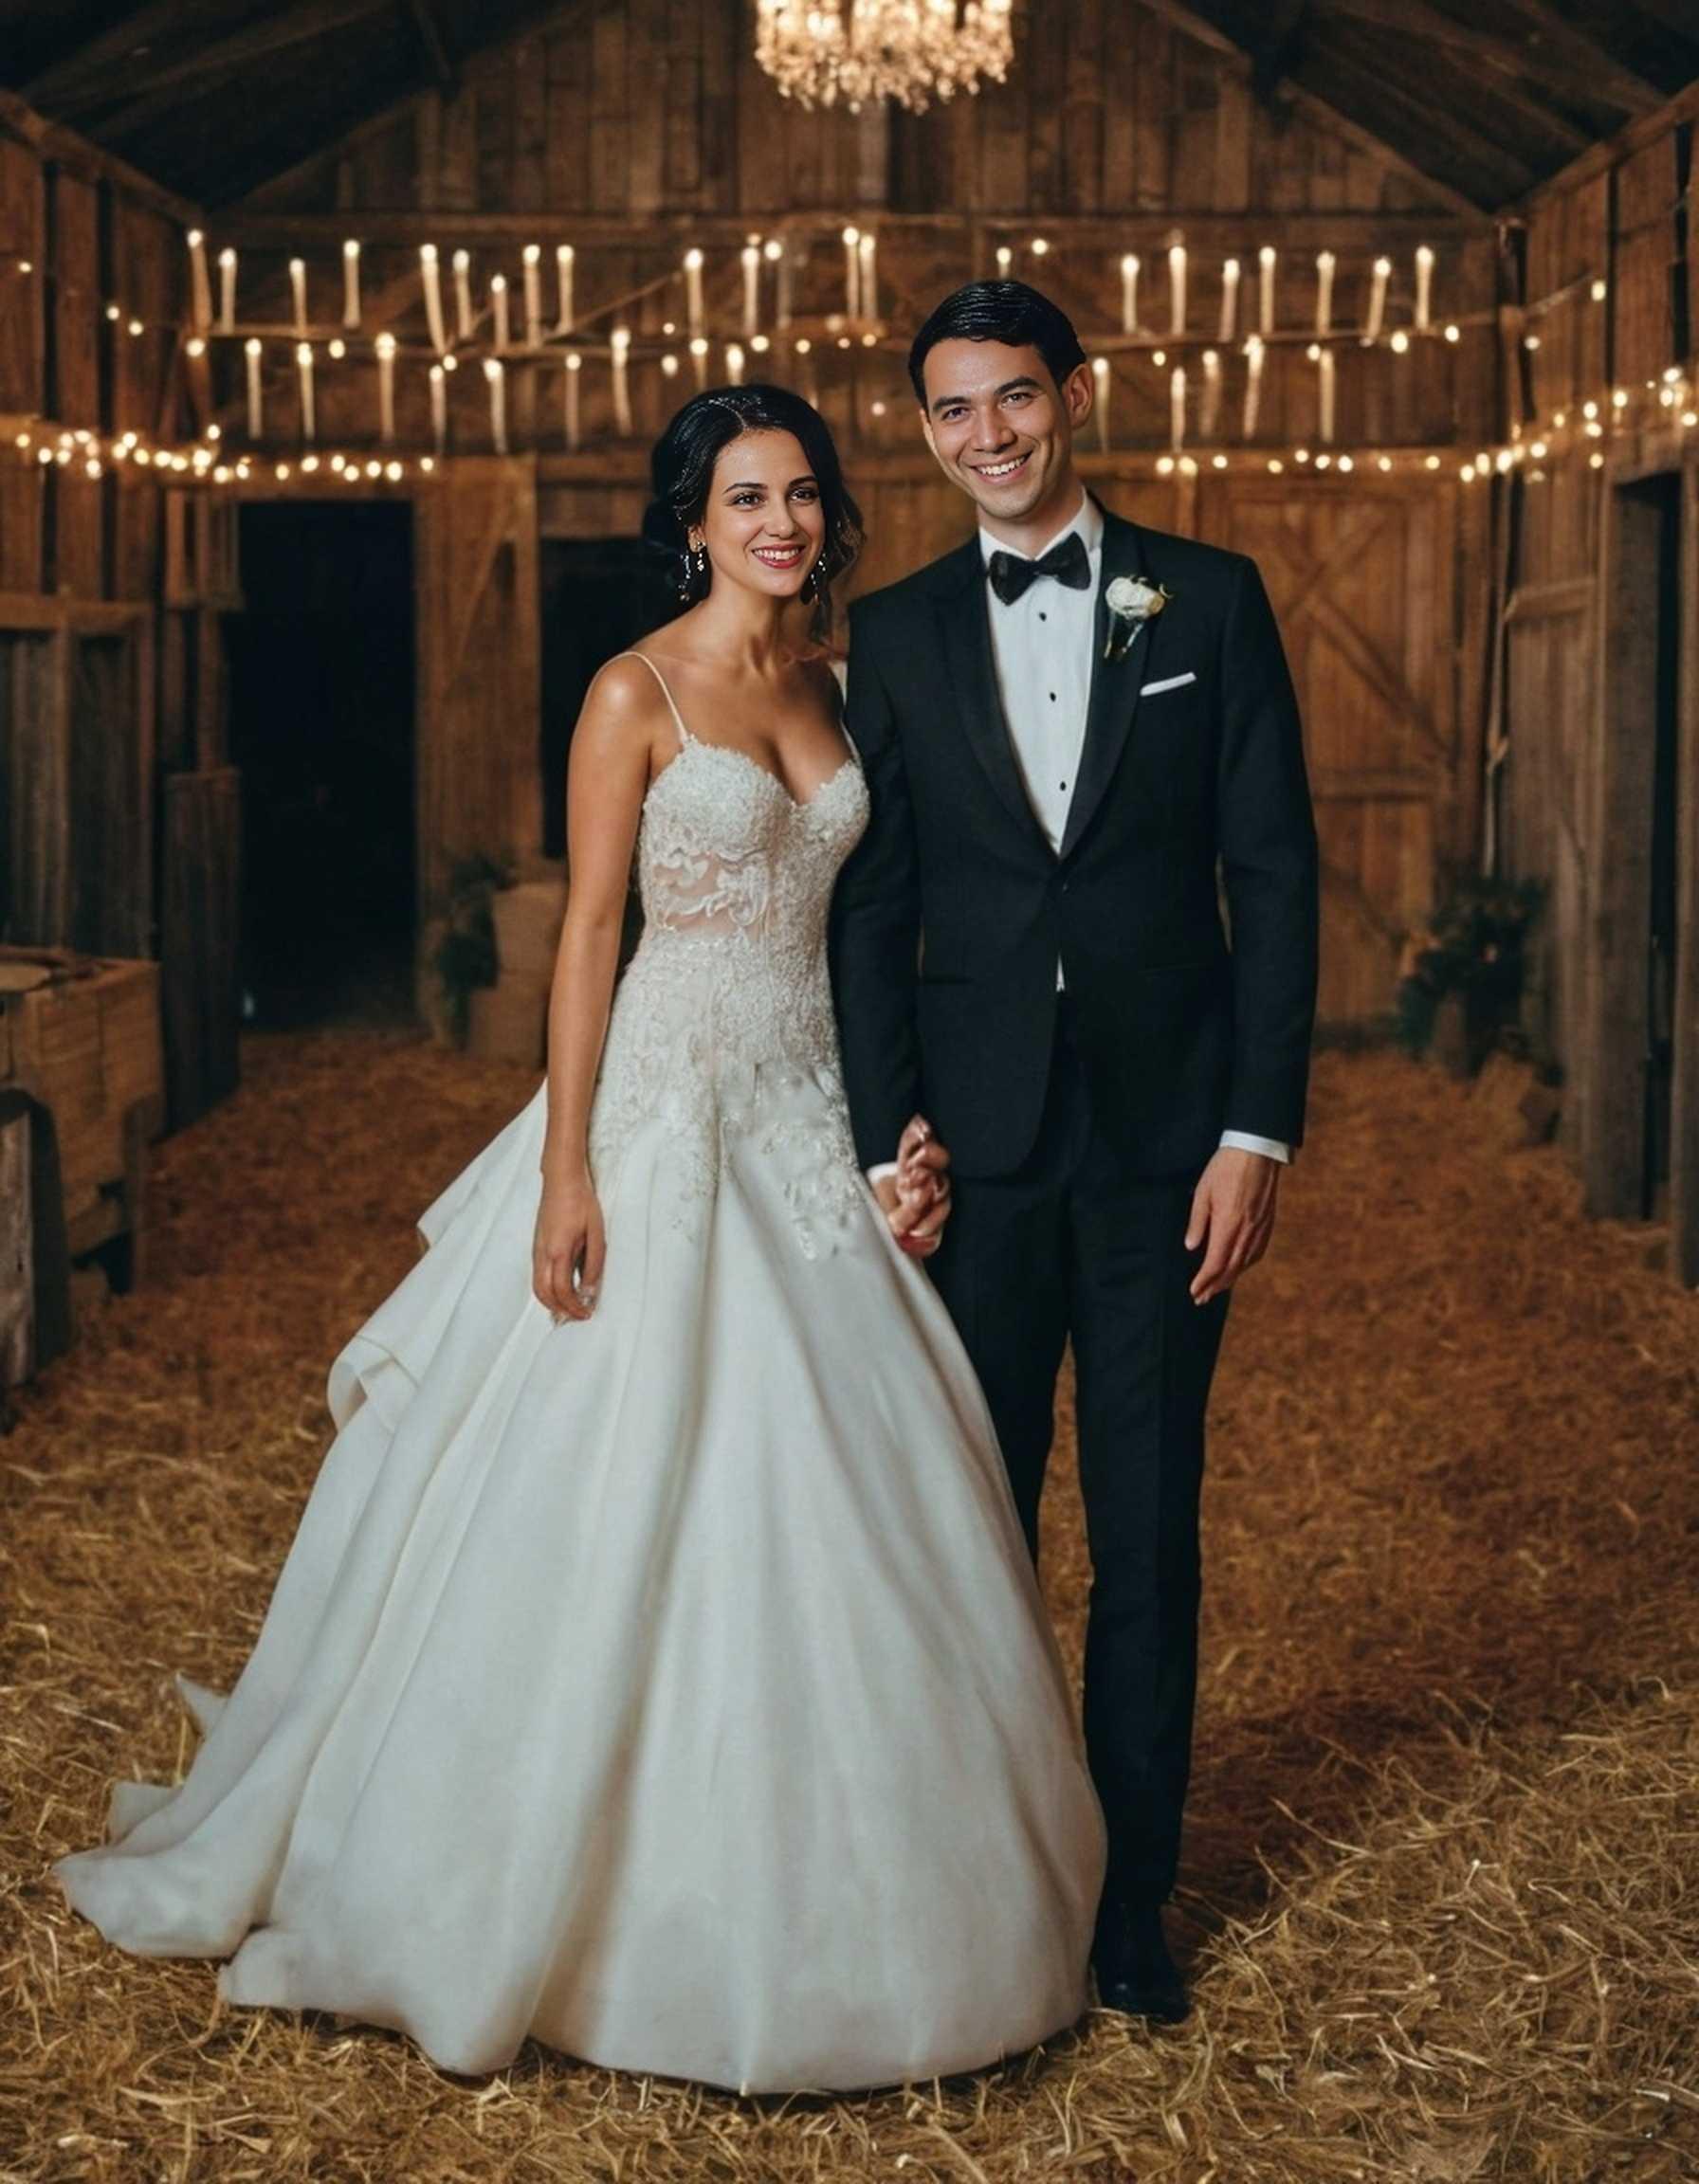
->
[642, 384, 864, 641]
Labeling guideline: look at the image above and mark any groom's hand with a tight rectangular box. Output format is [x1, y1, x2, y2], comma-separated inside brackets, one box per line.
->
[873, 1115, 953, 1256]
[1184, 1147, 1280, 1302]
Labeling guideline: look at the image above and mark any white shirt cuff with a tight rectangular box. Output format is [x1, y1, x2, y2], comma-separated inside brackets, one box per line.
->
[1219, 1130, 1291, 1163]
[867, 1161, 901, 1184]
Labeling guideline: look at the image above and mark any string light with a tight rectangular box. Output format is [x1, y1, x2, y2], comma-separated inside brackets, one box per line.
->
[14, 226, 1688, 490]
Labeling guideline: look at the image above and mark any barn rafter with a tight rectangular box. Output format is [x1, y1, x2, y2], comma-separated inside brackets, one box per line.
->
[4, 0, 1698, 212]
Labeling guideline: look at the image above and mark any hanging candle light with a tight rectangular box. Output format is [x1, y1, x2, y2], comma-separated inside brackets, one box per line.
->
[563, 351, 582, 450]
[1243, 335, 1264, 438]
[858, 230, 878, 322]
[1315, 250, 1335, 337]
[218, 247, 237, 334]
[1120, 253, 1140, 335]
[741, 241, 761, 338]
[1170, 364, 1186, 452]
[523, 245, 542, 347]
[1168, 241, 1187, 336]
[375, 331, 397, 443]
[611, 326, 632, 435]
[289, 257, 307, 335]
[419, 245, 448, 354]
[726, 341, 746, 387]
[1415, 244, 1434, 331]
[342, 239, 361, 329]
[556, 244, 575, 335]
[296, 340, 316, 441]
[490, 273, 510, 350]
[484, 355, 508, 453]
[186, 228, 212, 330]
[685, 247, 704, 337]
[1366, 257, 1390, 343]
[1258, 245, 1276, 335]
[689, 334, 709, 391]
[1200, 348, 1221, 439]
[452, 248, 473, 340]
[1318, 346, 1336, 443]
[429, 361, 447, 455]
[765, 237, 790, 329]
[1091, 355, 1110, 451]
[1218, 257, 1239, 342]
[842, 228, 861, 318]
[245, 337, 263, 438]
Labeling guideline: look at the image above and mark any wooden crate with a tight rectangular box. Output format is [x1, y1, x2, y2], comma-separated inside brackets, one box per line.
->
[0, 952, 164, 1263]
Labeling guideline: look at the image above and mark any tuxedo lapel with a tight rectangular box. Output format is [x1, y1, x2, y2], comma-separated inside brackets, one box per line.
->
[932, 538, 1052, 852]
[1059, 511, 1160, 862]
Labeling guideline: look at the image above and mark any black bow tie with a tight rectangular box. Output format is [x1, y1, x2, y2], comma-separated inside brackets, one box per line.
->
[986, 531, 1092, 607]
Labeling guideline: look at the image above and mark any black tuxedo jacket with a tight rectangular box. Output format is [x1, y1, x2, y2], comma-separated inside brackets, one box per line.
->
[829, 506, 1320, 1181]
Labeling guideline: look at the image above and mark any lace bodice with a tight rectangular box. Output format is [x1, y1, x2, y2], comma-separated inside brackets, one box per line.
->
[586, 652, 870, 1255]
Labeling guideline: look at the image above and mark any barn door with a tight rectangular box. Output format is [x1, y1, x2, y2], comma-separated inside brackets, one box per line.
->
[0, 602, 153, 958]
[1203, 481, 1458, 1029]
[414, 457, 541, 1000]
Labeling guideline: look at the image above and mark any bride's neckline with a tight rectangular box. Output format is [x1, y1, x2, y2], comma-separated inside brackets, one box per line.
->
[615, 647, 856, 816]
[656, 734, 857, 815]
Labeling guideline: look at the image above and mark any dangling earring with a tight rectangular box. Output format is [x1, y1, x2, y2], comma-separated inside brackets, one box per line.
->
[679, 533, 707, 600]
[803, 554, 827, 602]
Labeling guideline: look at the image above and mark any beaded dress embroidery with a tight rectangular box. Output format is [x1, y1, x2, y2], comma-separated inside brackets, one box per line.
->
[587, 653, 869, 1257]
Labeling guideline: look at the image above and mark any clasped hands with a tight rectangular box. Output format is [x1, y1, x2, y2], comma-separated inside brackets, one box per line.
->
[871, 1115, 953, 1258]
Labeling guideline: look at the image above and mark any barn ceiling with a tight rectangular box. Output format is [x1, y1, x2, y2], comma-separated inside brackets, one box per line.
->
[1, 0, 1695, 212]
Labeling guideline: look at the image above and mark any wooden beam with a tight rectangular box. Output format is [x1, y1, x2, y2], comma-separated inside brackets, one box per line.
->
[0, 88, 199, 225]
[1136, 0, 1488, 216]
[1325, 0, 1638, 145]
[19, 0, 195, 111]
[1512, 77, 1699, 211]
[37, 1, 389, 136]
[219, 207, 1490, 249]
[1298, 46, 1540, 207]
[1494, 0, 1672, 118]
[406, 0, 456, 89]
[228, 0, 602, 210]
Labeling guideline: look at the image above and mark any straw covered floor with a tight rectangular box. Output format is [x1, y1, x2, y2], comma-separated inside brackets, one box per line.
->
[3, 1036, 1696, 2182]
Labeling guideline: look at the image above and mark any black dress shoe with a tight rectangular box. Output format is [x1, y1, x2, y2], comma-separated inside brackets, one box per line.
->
[1092, 1902, 1190, 2024]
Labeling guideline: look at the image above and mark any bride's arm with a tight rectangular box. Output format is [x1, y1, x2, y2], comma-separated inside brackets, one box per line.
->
[534, 660, 657, 1320]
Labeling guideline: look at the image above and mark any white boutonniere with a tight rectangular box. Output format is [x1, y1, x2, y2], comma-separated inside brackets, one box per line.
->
[1105, 574, 1172, 662]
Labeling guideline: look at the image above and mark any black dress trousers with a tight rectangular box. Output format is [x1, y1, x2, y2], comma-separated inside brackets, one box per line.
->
[927, 992, 1232, 1909]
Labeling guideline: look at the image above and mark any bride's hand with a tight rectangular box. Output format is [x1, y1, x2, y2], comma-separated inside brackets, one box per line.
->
[533, 1170, 606, 1322]
[885, 1115, 953, 1258]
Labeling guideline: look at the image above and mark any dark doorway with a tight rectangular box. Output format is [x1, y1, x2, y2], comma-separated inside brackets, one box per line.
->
[1643, 470, 1682, 1220]
[539, 538, 677, 859]
[228, 502, 416, 1028]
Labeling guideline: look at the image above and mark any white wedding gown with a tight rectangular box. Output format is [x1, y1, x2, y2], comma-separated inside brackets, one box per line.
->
[54, 652, 1106, 2092]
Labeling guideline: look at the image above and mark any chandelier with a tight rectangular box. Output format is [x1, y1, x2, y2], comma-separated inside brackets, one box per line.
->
[755, 0, 1015, 115]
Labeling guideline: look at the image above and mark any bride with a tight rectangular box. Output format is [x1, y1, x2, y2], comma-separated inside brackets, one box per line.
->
[53, 383, 1106, 2094]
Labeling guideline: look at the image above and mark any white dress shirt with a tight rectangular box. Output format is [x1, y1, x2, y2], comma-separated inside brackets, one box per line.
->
[870, 489, 1290, 1175]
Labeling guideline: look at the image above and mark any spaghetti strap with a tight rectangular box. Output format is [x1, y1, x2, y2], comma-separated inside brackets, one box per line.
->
[612, 650, 690, 751]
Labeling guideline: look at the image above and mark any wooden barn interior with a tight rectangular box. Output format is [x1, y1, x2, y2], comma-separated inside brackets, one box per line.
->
[3, 6, 1697, 2180]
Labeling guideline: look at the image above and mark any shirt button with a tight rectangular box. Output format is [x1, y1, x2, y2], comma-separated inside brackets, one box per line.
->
[1039, 610, 1047, 621]
[1049, 691, 1057, 701]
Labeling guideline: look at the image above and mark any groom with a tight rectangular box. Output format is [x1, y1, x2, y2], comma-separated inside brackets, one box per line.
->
[830, 281, 1319, 2022]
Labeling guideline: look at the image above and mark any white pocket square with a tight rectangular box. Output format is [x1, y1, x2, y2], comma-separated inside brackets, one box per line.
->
[1141, 671, 1197, 696]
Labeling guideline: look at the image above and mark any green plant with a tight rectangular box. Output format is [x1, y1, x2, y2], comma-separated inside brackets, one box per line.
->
[1396, 868, 1546, 1060]
[432, 850, 515, 1044]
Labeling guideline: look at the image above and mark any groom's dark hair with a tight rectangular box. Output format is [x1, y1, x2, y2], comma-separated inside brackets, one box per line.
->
[907, 281, 1087, 406]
